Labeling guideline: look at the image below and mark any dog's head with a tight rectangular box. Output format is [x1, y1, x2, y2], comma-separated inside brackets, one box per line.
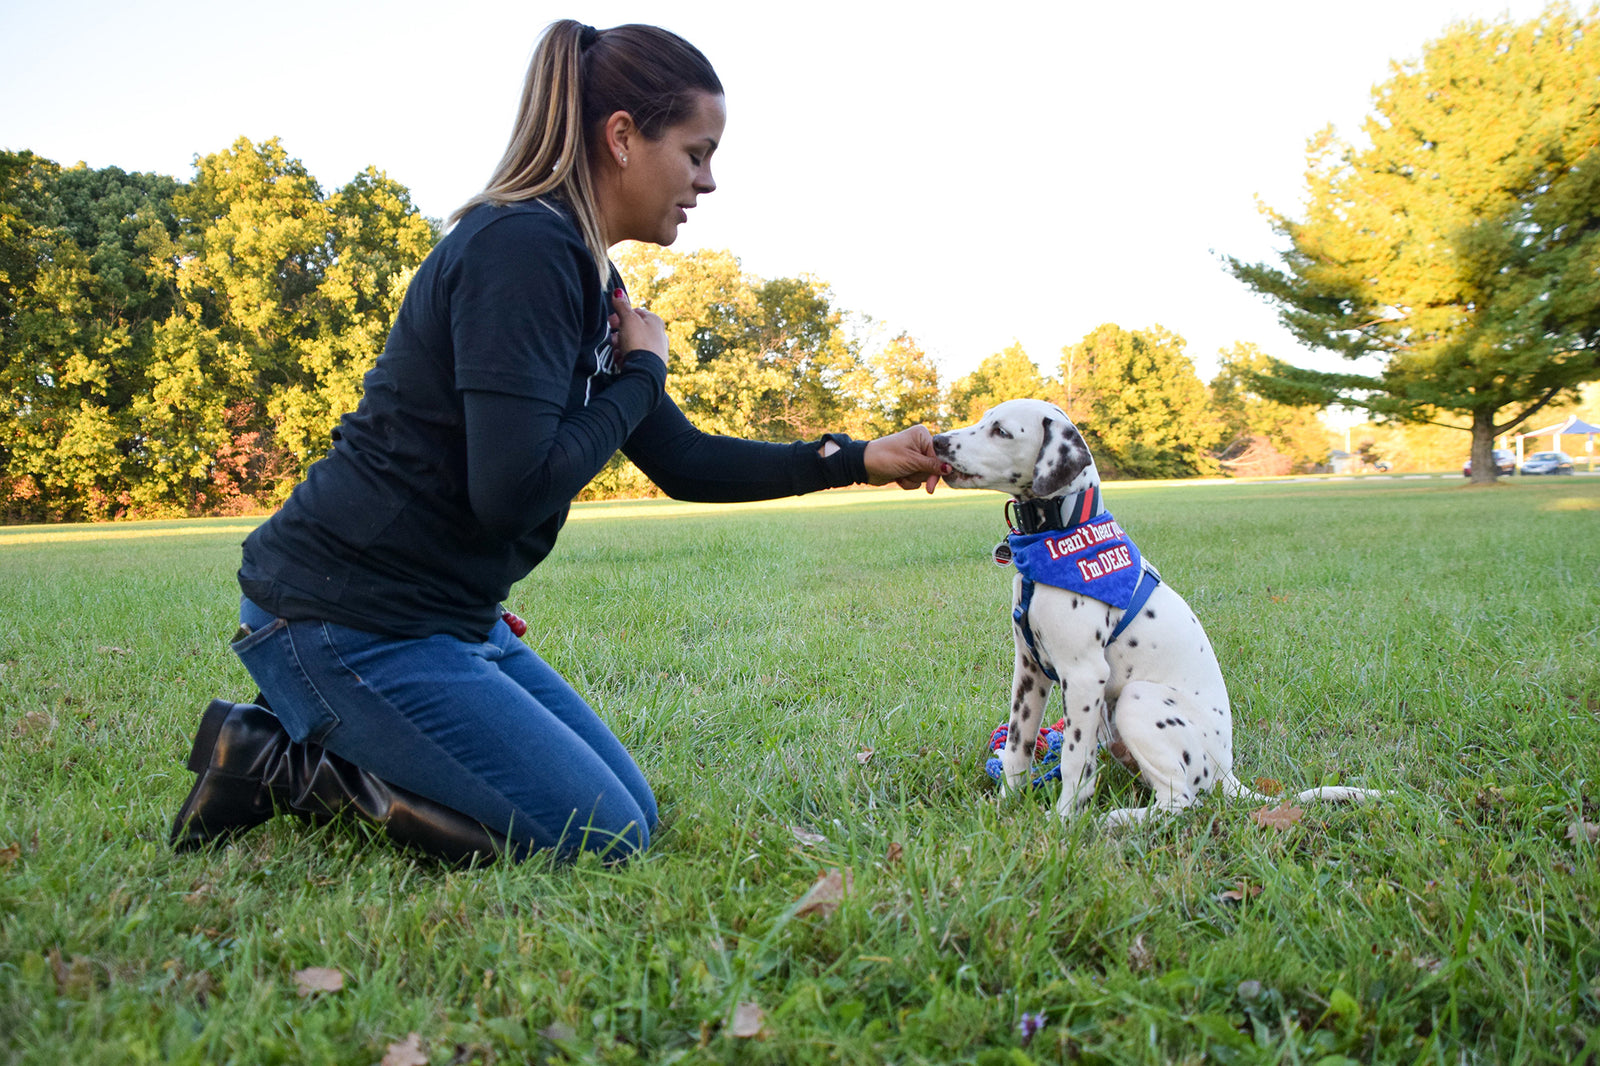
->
[931, 398, 1097, 499]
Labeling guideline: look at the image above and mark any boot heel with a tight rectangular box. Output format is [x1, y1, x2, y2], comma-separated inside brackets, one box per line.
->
[186, 699, 235, 773]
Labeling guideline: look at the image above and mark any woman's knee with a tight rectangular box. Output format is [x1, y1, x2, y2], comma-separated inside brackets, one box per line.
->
[524, 800, 651, 862]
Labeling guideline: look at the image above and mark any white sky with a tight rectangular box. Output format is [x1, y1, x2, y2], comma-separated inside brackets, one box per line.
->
[0, 0, 1560, 387]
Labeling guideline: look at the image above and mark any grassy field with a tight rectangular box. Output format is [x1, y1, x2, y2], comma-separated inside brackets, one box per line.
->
[1, 475, 1597, 1065]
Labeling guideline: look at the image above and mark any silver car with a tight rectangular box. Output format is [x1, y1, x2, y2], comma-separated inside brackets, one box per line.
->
[1519, 451, 1575, 475]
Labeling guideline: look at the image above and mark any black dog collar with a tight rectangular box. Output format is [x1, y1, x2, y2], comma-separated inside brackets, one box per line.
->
[1009, 485, 1101, 535]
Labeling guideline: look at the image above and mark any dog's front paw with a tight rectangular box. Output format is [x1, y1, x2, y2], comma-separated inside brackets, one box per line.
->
[1100, 806, 1152, 830]
[1051, 791, 1092, 822]
[999, 751, 1034, 795]
[998, 774, 1032, 800]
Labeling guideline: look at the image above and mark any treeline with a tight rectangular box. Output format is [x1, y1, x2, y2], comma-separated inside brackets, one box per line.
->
[0, 139, 433, 523]
[1, 139, 1331, 523]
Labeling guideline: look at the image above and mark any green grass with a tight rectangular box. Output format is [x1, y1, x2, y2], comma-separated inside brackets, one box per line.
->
[1, 476, 1597, 1065]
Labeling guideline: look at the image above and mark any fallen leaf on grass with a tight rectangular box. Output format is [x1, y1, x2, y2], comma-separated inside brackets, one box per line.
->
[380, 1033, 427, 1066]
[1218, 881, 1263, 904]
[1250, 805, 1304, 831]
[795, 867, 853, 918]
[12, 711, 54, 738]
[186, 969, 216, 1005]
[538, 1023, 577, 1042]
[0, 843, 20, 868]
[1567, 820, 1600, 844]
[855, 748, 875, 765]
[292, 966, 344, 997]
[1473, 787, 1508, 811]
[884, 841, 903, 865]
[730, 1001, 768, 1038]
[48, 948, 96, 995]
[1253, 777, 1283, 796]
[96, 646, 132, 657]
[788, 826, 826, 847]
[1127, 933, 1155, 973]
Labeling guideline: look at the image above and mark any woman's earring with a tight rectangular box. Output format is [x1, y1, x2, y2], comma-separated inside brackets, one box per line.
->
[619, 154, 628, 166]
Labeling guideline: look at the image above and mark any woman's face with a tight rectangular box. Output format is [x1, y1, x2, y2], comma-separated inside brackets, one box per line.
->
[600, 91, 725, 247]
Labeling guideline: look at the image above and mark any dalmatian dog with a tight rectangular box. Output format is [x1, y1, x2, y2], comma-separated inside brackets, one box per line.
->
[933, 399, 1384, 826]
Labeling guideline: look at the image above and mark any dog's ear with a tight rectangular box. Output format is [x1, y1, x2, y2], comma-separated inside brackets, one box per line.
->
[1031, 417, 1092, 497]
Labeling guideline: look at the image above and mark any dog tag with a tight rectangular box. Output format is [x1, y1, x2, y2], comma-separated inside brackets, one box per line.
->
[992, 540, 1014, 567]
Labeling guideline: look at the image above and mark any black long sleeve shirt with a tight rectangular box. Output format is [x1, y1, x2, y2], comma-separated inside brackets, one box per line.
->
[239, 199, 866, 641]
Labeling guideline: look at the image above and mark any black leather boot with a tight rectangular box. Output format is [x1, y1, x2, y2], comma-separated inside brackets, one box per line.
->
[272, 742, 510, 866]
[170, 699, 293, 850]
[170, 699, 507, 865]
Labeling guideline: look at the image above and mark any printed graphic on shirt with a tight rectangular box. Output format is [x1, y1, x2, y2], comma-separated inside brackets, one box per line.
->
[583, 281, 619, 405]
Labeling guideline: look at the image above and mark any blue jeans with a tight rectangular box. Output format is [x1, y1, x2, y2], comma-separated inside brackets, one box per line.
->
[231, 597, 656, 860]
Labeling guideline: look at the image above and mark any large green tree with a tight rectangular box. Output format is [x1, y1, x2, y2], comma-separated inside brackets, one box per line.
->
[0, 140, 435, 520]
[616, 247, 873, 433]
[744, 275, 869, 440]
[1058, 324, 1224, 479]
[1226, 4, 1600, 483]
[604, 244, 879, 497]
[863, 331, 943, 436]
[151, 138, 434, 510]
[268, 165, 437, 471]
[946, 342, 1051, 424]
[0, 153, 182, 520]
[614, 244, 780, 442]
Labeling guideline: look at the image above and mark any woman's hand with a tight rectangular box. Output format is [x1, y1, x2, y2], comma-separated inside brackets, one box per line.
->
[863, 425, 950, 493]
[609, 288, 668, 366]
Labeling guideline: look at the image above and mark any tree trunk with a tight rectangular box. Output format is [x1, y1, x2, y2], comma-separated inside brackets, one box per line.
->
[1469, 408, 1499, 484]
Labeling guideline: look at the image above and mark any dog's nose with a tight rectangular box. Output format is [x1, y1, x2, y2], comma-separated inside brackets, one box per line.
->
[932, 434, 951, 456]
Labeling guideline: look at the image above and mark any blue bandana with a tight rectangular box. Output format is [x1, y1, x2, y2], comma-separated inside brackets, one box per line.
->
[1008, 513, 1147, 609]
[1001, 495, 1161, 682]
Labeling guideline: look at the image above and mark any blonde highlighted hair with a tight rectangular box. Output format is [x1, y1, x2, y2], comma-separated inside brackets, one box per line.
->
[451, 20, 722, 286]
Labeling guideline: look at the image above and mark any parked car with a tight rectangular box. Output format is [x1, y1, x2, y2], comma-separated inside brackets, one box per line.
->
[1463, 448, 1516, 477]
[1519, 450, 1575, 475]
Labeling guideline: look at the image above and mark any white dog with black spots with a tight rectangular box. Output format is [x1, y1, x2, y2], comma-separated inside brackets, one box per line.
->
[933, 399, 1384, 826]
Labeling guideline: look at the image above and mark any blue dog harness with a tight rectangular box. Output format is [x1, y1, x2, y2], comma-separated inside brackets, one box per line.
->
[1000, 485, 1161, 682]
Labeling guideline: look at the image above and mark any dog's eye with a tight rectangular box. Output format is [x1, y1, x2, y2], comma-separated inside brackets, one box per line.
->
[989, 424, 1013, 440]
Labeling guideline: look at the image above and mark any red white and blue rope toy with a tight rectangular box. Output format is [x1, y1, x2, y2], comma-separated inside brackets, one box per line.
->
[984, 717, 1068, 788]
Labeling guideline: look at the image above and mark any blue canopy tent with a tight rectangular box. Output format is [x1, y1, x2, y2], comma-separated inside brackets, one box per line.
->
[1514, 415, 1600, 471]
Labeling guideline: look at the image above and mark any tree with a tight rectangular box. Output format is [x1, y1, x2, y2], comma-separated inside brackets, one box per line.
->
[1210, 343, 1340, 475]
[609, 244, 879, 496]
[151, 138, 435, 511]
[268, 166, 436, 474]
[1225, 4, 1600, 484]
[614, 244, 779, 442]
[1058, 324, 1224, 479]
[0, 140, 437, 520]
[132, 136, 335, 512]
[946, 342, 1051, 424]
[744, 274, 869, 440]
[0, 153, 183, 520]
[863, 331, 943, 436]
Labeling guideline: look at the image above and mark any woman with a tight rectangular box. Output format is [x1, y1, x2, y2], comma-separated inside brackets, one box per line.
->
[169, 19, 947, 865]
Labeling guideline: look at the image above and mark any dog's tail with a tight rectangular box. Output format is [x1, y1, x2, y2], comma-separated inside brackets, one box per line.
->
[1219, 774, 1388, 805]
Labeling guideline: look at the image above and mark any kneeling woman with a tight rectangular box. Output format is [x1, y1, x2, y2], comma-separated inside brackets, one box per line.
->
[169, 19, 945, 865]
